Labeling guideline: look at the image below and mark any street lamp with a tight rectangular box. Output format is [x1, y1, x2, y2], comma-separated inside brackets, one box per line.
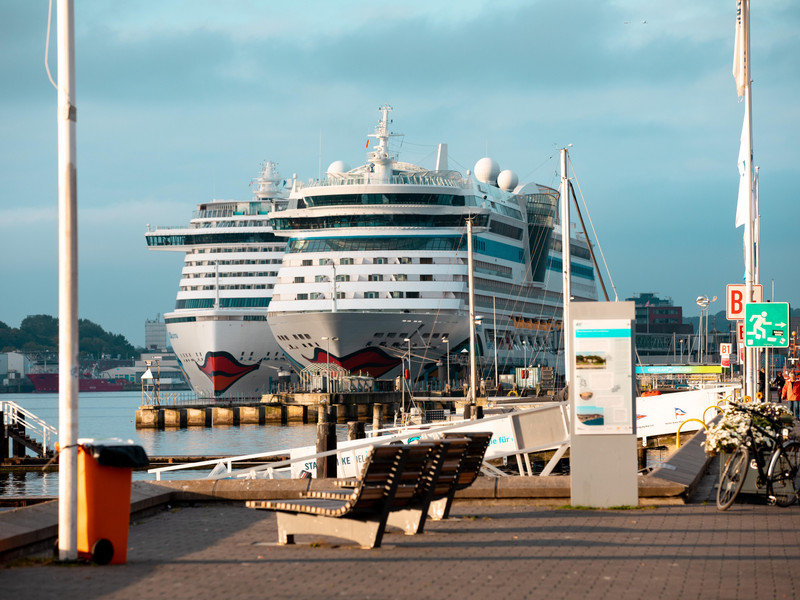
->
[321, 336, 338, 394]
[522, 339, 527, 389]
[442, 337, 450, 393]
[696, 296, 709, 363]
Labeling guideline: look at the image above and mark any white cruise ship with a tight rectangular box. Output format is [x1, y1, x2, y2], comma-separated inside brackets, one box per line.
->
[145, 162, 291, 398]
[266, 106, 597, 384]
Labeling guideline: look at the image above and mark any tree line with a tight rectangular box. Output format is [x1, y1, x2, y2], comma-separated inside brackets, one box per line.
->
[0, 315, 138, 358]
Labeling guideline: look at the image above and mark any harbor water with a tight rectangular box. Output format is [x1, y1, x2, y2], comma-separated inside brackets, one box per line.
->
[1, 391, 331, 498]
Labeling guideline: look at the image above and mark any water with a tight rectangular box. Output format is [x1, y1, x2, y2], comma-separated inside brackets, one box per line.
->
[1, 391, 328, 497]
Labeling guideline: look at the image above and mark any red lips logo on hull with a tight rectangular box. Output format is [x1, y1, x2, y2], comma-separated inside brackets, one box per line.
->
[198, 352, 260, 395]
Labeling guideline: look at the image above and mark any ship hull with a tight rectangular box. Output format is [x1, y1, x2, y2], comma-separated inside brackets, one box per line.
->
[27, 373, 126, 393]
[166, 310, 290, 398]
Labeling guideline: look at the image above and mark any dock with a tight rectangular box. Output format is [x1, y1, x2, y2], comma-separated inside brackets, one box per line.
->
[134, 391, 487, 429]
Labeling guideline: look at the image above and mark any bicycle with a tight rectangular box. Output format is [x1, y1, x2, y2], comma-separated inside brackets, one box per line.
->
[716, 402, 800, 510]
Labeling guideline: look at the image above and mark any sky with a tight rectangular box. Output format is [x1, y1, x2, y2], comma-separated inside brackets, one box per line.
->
[1, 0, 798, 348]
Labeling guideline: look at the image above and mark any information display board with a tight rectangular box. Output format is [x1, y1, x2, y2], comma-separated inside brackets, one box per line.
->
[573, 318, 634, 435]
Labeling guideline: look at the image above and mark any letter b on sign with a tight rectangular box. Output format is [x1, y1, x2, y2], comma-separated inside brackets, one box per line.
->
[726, 284, 763, 320]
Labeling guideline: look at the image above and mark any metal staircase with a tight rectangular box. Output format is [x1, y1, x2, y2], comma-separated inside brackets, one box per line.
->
[1, 401, 58, 459]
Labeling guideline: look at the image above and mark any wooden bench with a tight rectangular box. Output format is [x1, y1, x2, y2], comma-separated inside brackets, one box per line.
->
[427, 431, 493, 521]
[246, 443, 435, 549]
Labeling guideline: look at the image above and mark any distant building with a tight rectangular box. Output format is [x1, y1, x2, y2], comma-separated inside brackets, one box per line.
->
[0, 351, 32, 390]
[626, 292, 694, 361]
[626, 292, 692, 336]
[145, 315, 168, 352]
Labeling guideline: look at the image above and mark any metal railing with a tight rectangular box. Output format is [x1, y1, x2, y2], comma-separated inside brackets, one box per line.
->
[0, 401, 58, 455]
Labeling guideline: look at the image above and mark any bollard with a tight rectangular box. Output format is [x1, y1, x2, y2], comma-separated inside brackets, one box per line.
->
[315, 422, 337, 478]
[476, 405, 484, 419]
[372, 403, 383, 435]
[463, 404, 472, 421]
[347, 421, 366, 440]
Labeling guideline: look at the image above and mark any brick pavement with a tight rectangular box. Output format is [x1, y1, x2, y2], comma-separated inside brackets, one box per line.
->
[2, 500, 800, 600]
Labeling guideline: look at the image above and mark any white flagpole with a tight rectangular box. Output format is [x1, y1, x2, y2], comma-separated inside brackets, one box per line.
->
[738, 0, 757, 400]
[57, 0, 79, 561]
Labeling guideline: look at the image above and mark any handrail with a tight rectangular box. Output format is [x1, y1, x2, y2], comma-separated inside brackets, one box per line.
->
[0, 400, 58, 454]
[676, 419, 709, 448]
[148, 402, 570, 481]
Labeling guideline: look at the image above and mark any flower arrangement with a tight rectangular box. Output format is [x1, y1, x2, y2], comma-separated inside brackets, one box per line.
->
[702, 401, 794, 455]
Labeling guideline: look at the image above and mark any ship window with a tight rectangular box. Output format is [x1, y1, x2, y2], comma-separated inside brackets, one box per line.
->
[365, 291, 379, 298]
[294, 276, 304, 283]
[302, 259, 312, 266]
[296, 293, 308, 300]
[420, 274, 432, 281]
[390, 291, 404, 298]
[406, 292, 420, 298]
[374, 257, 387, 264]
[420, 258, 433, 264]
[314, 275, 326, 283]
[373, 332, 384, 337]
[336, 274, 350, 282]
[336, 292, 345, 299]
[386, 332, 396, 338]
[340, 258, 354, 265]
[368, 274, 383, 282]
[398, 257, 412, 264]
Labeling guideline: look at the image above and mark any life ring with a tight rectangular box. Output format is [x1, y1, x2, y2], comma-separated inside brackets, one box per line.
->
[507, 390, 519, 396]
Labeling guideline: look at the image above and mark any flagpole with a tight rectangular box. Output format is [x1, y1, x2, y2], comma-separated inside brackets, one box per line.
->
[56, 0, 79, 561]
[743, 0, 757, 401]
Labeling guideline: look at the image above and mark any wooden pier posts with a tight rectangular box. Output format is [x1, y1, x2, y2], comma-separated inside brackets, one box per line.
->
[316, 405, 337, 478]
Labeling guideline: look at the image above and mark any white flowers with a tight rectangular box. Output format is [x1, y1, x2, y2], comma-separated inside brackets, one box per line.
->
[702, 402, 794, 455]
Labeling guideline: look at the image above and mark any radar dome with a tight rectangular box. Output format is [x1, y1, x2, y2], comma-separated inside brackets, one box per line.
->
[473, 157, 500, 185]
[497, 169, 519, 191]
[326, 160, 351, 175]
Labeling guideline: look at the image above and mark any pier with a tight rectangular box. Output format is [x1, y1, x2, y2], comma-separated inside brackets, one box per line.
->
[135, 392, 413, 429]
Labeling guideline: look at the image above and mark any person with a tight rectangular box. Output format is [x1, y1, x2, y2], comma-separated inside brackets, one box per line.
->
[758, 367, 766, 398]
[781, 372, 800, 419]
[774, 371, 786, 399]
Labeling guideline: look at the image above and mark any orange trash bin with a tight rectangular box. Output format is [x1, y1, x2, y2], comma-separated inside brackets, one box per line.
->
[76, 439, 149, 565]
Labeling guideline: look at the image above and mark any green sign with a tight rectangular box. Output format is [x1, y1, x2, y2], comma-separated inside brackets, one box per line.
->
[744, 302, 790, 347]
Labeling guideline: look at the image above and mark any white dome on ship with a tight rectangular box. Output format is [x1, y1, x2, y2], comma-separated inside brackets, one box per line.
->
[326, 160, 350, 175]
[474, 157, 500, 185]
[497, 169, 519, 191]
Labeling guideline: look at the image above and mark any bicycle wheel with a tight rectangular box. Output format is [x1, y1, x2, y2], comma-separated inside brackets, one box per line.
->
[768, 440, 800, 507]
[717, 446, 748, 511]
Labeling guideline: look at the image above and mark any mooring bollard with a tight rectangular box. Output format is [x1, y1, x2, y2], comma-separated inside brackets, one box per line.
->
[347, 421, 365, 440]
[463, 404, 472, 421]
[372, 403, 383, 434]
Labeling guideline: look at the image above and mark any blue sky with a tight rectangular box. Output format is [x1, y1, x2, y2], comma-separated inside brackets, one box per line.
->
[1, 1, 798, 347]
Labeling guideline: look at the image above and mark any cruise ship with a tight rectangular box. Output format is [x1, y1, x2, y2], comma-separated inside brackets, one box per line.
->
[266, 106, 598, 384]
[145, 162, 291, 398]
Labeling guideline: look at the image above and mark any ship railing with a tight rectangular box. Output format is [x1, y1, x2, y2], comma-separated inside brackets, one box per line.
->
[300, 173, 467, 189]
[0, 400, 58, 455]
[147, 403, 571, 481]
[139, 392, 268, 407]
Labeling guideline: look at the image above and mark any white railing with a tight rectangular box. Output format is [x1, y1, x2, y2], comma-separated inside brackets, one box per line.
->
[0, 401, 59, 455]
[148, 404, 571, 481]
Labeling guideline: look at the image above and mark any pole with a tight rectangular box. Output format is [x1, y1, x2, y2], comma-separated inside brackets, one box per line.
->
[443, 337, 450, 392]
[493, 296, 498, 388]
[467, 218, 477, 413]
[560, 149, 572, 389]
[57, 0, 78, 562]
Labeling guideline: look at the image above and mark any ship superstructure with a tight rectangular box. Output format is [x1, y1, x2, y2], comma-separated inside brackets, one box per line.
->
[267, 106, 597, 384]
[146, 162, 291, 398]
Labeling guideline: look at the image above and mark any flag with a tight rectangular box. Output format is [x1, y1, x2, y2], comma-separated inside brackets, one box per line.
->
[675, 408, 687, 418]
[733, 0, 748, 98]
[735, 111, 752, 228]
[365, 139, 370, 149]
